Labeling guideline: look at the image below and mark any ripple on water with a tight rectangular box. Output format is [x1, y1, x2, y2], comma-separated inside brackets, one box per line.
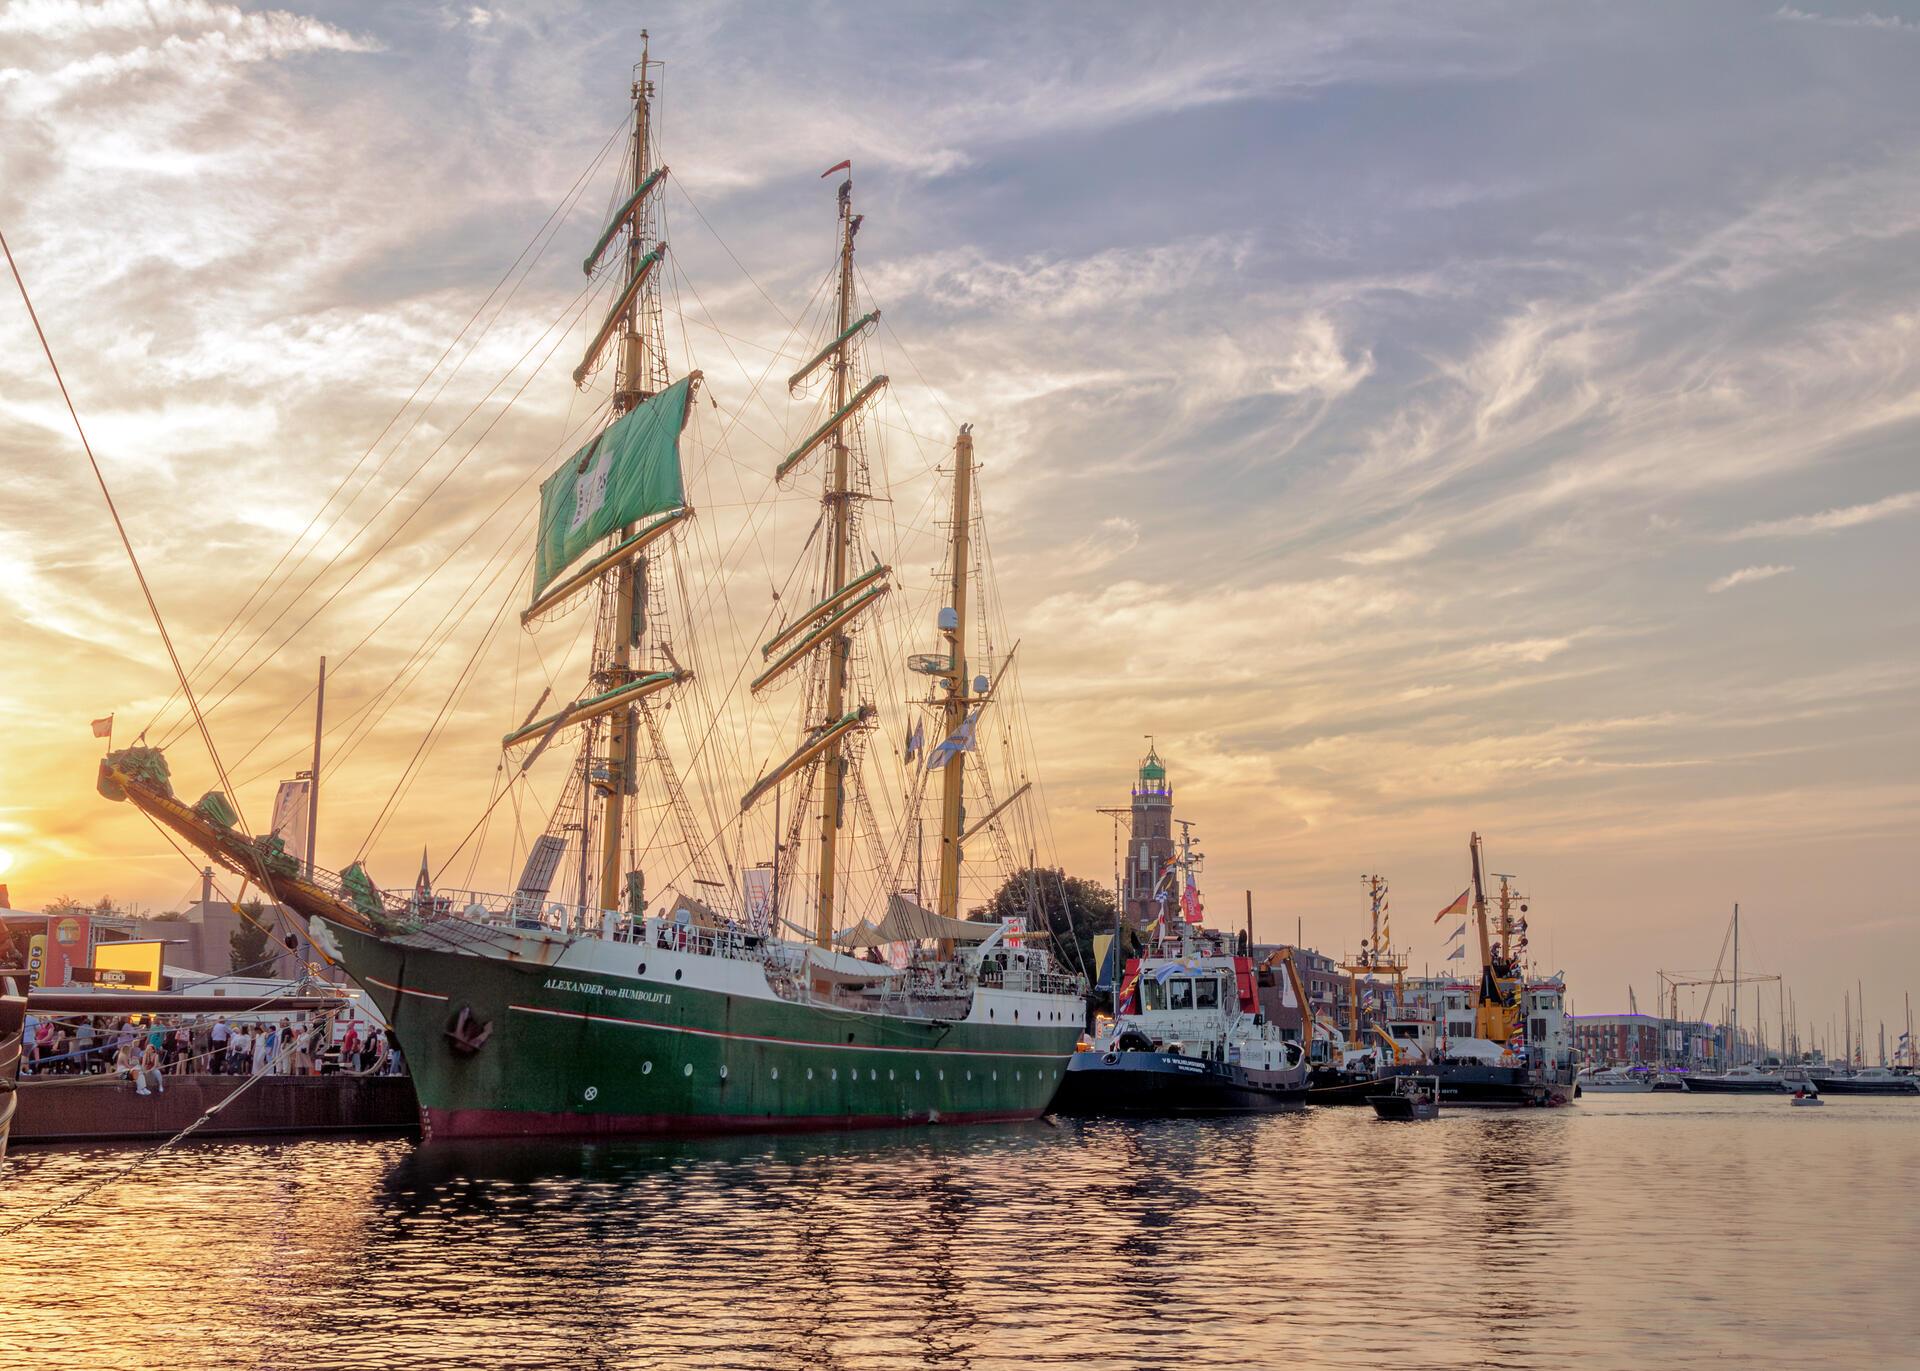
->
[1, 1094, 1916, 1370]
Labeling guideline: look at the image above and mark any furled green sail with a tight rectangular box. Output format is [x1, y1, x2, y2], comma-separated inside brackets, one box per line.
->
[534, 376, 693, 599]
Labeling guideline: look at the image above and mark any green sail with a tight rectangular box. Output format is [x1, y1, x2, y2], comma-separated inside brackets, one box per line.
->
[534, 376, 693, 599]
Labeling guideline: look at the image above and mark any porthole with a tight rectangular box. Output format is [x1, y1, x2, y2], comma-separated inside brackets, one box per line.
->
[965, 1070, 972, 1082]
[719, 1065, 729, 1080]
[771, 1067, 780, 1081]
[674, 969, 683, 981]
[806, 1067, 814, 1081]
[642, 1060, 653, 1074]
[1014, 1011, 1019, 1021]
[683, 1063, 693, 1077]
[831, 1068, 838, 1081]
[938, 1070, 945, 1081]
[638, 962, 647, 975]
[1015, 1071, 1021, 1081]
[914, 1070, 921, 1081]
[989, 1008, 994, 1019]
[888, 1069, 895, 1082]
[870, 1069, 878, 1082]
[992, 1071, 998, 1081]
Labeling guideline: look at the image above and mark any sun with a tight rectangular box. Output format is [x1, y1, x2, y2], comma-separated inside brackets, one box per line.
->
[0, 847, 13, 878]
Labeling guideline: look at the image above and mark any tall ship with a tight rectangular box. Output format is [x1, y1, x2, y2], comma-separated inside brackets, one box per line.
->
[1054, 802, 1307, 1116]
[95, 47, 1084, 1139]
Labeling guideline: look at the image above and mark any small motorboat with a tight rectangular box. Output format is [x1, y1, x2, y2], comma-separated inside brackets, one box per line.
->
[1790, 1089, 1824, 1107]
[1370, 1074, 1440, 1121]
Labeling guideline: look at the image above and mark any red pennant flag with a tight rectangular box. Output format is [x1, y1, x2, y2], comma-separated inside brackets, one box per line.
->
[820, 159, 851, 178]
[1433, 887, 1470, 923]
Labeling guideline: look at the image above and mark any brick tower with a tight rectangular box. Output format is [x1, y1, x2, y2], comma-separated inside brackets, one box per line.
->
[1123, 744, 1176, 926]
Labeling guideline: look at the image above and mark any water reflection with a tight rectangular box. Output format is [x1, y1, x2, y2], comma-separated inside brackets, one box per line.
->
[2, 1097, 1916, 1370]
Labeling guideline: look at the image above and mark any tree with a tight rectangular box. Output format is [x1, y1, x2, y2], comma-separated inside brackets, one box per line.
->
[229, 901, 273, 975]
[978, 867, 1120, 987]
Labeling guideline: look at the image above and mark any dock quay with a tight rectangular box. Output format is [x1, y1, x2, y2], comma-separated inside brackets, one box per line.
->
[10, 1072, 417, 1144]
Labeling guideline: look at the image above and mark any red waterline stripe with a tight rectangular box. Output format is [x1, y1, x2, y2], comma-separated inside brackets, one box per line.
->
[423, 1104, 1045, 1141]
[507, 1002, 1070, 1059]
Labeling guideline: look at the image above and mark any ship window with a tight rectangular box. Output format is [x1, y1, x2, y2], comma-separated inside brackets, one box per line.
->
[1143, 979, 1167, 1011]
[1168, 979, 1194, 1011]
[1195, 978, 1220, 1010]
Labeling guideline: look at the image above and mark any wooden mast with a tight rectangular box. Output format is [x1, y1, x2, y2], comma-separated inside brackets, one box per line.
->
[813, 171, 858, 947]
[597, 35, 655, 913]
[935, 426, 975, 922]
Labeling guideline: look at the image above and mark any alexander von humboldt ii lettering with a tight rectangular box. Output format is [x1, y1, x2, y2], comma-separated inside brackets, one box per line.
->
[96, 45, 1085, 1139]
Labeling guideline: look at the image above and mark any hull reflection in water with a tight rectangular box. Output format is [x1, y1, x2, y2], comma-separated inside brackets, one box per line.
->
[4, 1098, 1918, 1370]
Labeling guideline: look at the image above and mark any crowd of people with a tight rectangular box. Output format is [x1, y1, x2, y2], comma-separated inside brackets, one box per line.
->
[17, 1010, 405, 1093]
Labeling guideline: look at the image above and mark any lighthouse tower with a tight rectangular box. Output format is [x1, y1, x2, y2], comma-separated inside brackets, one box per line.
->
[1124, 744, 1176, 926]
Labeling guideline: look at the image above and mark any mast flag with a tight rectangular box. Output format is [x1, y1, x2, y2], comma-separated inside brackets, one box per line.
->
[820, 159, 851, 177]
[925, 710, 979, 769]
[90, 714, 113, 738]
[532, 376, 693, 599]
[1433, 887, 1469, 923]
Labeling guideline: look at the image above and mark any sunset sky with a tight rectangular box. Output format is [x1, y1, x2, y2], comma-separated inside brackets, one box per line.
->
[2, 1, 1916, 1047]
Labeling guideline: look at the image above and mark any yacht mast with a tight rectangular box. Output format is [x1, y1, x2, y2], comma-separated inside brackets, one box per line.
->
[813, 174, 858, 947]
[596, 36, 658, 913]
[934, 425, 975, 922]
[1731, 902, 1739, 1066]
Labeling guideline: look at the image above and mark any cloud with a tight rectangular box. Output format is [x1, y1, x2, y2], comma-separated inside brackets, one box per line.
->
[1336, 530, 1437, 566]
[1774, 6, 1920, 34]
[1708, 564, 1795, 593]
[1732, 490, 1920, 539]
[1056, 517, 1141, 577]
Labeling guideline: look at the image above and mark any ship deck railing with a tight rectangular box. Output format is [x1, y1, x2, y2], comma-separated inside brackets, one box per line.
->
[408, 890, 1084, 1008]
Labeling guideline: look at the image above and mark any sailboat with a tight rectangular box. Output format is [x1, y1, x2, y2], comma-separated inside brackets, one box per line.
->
[95, 48, 1086, 1140]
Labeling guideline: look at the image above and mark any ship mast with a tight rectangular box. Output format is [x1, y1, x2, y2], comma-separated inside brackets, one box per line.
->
[596, 36, 660, 912]
[812, 175, 859, 947]
[934, 426, 975, 922]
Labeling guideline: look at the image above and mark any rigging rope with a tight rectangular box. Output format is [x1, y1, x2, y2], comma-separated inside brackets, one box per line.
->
[1, 225, 263, 848]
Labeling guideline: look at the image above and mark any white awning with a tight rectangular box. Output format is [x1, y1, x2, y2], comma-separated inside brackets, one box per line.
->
[874, 892, 995, 944]
[805, 946, 903, 985]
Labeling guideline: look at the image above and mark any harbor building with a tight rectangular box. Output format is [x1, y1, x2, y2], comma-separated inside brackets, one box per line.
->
[1250, 942, 1342, 1041]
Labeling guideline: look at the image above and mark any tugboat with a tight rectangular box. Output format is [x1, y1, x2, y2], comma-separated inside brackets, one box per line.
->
[1302, 837, 1578, 1107]
[1053, 821, 1308, 1116]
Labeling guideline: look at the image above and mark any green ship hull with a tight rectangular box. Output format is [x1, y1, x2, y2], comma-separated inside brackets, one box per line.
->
[321, 919, 1081, 1140]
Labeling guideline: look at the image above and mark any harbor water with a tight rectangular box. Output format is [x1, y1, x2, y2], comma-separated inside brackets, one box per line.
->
[2, 1093, 1915, 1369]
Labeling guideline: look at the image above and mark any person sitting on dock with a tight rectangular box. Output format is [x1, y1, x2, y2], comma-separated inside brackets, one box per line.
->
[136, 1040, 165, 1096]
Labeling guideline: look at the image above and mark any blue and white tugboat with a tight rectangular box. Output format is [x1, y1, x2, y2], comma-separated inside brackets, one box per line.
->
[1052, 822, 1308, 1116]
